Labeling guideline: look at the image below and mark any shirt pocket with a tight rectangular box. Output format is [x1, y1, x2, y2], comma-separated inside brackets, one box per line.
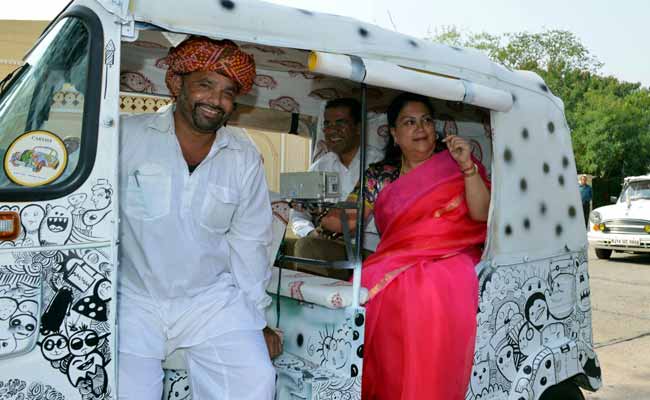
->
[200, 184, 239, 233]
[125, 163, 172, 221]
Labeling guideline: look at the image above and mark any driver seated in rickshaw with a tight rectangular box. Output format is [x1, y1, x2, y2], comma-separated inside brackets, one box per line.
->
[288, 98, 382, 280]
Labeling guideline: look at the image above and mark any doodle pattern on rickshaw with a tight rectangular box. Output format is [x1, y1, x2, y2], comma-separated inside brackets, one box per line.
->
[467, 251, 600, 399]
[0, 179, 115, 399]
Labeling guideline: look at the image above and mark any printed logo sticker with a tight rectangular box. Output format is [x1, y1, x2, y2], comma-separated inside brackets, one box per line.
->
[4, 130, 68, 187]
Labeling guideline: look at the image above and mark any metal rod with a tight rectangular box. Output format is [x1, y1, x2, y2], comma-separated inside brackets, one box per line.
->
[351, 84, 368, 308]
[279, 255, 357, 270]
[340, 207, 355, 261]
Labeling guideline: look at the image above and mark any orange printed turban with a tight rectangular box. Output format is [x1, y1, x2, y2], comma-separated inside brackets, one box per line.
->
[163, 36, 256, 96]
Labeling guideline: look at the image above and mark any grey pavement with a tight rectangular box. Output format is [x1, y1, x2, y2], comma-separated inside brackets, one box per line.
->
[584, 248, 650, 399]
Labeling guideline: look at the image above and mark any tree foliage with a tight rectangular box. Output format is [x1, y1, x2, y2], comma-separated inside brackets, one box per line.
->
[427, 27, 650, 177]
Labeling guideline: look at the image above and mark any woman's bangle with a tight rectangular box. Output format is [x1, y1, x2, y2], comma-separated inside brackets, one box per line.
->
[462, 163, 478, 177]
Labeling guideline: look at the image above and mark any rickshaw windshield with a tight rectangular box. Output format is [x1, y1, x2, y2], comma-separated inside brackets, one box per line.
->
[0, 16, 90, 189]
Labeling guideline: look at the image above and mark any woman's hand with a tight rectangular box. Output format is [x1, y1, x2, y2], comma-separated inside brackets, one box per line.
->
[442, 134, 473, 170]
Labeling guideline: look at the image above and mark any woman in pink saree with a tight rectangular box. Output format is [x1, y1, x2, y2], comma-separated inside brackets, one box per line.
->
[323, 93, 490, 399]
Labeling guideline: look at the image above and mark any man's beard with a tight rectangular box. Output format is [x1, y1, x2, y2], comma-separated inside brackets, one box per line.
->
[191, 103, 231, 133]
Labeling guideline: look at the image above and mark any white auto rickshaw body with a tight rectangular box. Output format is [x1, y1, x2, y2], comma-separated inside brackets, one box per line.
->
[0, 0, 600, 399]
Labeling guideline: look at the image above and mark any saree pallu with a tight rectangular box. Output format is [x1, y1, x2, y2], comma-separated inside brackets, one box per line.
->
[361, 151, 488, 400]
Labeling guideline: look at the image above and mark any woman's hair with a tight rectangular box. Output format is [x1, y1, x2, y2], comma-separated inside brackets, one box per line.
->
[384, 92, 444, 163]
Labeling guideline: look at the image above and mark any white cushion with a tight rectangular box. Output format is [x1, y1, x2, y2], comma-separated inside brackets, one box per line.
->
[266, 267, 368, 309]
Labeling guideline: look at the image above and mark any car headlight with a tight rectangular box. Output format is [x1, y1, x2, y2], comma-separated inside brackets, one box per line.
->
[589, 210, 601, 224]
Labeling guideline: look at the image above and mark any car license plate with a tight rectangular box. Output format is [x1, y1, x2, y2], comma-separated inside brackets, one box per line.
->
[611, 236, 641, 246]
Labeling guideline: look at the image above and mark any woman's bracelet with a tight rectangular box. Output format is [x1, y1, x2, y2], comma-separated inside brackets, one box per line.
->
[461, 163, 478, 177]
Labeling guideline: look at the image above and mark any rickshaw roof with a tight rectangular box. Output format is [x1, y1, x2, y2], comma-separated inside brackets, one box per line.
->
[95, 0, 560, 107]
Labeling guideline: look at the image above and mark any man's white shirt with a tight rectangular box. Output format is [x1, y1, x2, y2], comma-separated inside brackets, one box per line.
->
[118, 107, 272, 353]
[289, 147, 383, 250]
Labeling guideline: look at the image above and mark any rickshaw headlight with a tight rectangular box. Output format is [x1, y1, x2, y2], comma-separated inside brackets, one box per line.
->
[598, 223, 606, 231]
[644, 225, 650, 233]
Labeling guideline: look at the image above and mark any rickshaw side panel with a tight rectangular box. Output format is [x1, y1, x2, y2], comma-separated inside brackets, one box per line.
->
[0, 2, 122, 399]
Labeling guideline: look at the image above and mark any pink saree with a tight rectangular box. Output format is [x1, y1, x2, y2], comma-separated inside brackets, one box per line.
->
[361, 150, 488, 400]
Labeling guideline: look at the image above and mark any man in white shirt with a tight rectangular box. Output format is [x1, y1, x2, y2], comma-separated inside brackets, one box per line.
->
[290, 98, 382, 278]
[117, 36, 279, 400]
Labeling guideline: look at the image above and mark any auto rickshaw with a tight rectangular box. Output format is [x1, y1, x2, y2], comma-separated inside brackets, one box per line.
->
[0, 1, 600, 399]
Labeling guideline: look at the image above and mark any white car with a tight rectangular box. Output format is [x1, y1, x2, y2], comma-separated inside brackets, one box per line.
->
[588, 175, 650, 259]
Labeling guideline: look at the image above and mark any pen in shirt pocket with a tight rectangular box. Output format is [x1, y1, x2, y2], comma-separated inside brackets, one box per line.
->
[133, 170, 141, 187]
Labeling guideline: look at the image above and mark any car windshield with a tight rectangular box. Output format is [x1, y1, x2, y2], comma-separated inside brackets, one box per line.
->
[620, 180, 650, 202]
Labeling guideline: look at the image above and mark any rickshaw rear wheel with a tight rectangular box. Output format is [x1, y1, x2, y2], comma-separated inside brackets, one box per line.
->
[539, 380, 585, 400]
[594, 248, 612, 259]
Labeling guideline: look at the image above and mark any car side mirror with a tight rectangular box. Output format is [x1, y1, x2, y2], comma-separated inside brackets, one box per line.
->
[610, 196, 618, 203]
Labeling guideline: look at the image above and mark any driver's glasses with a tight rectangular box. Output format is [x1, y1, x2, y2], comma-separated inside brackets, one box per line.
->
[324, 119, 353, 130]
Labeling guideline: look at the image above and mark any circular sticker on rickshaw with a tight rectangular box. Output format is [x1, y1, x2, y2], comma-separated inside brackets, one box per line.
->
[3, 130, 68, 187]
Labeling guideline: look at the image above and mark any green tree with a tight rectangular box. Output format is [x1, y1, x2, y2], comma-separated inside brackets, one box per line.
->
[427, 28, 650, 176]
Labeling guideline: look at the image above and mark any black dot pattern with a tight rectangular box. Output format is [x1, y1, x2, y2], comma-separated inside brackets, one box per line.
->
[220, 0, 235, 10]
[504, 148, 513, 163]
[562, 156, 569, 168]
[540, 84, 549, 92]
[351, 364, 359, 377]
[558, 175, 565, 186]
[548, 122, 555, 134]
[408, 39, 418, 47]
[358, 28, 369, 37]
[505, 225, 512, 235]
[520, 178, 527, 192]
[298, 9, 313, 15]
[521, 128, 529, 140]
[523, 218, 530, 230]
[511, 93, 517, 103]
[297, 333, 304, 347]
[541, 377, 548, 386]
[555, 224, 563, 236]
[357, 345, 364, 358]
[540, 202, 547, 216]
[353, 330, 360, 340]
[355, 313, 365, 327]
[569, 206, 576, 218]
[543, 162, 550, 174]
[451, 46, 462, 51]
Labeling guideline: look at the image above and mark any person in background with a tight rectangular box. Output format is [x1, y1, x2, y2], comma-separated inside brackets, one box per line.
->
[579, 174, 592, 229]
[289, 98, 382, 278]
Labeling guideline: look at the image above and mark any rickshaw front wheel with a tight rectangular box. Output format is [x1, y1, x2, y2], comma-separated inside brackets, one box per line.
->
[539, 380, 585, 400]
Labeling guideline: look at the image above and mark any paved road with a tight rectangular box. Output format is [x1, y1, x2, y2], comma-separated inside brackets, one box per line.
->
[584, 248, 650, 399]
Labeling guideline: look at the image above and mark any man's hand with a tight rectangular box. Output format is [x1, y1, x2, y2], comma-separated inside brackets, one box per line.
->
[263, 326, 283, 359]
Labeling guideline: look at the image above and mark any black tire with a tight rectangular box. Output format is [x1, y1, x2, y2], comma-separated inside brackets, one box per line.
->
[595, 248, 612, 259]
[539, 381, 585, 400]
